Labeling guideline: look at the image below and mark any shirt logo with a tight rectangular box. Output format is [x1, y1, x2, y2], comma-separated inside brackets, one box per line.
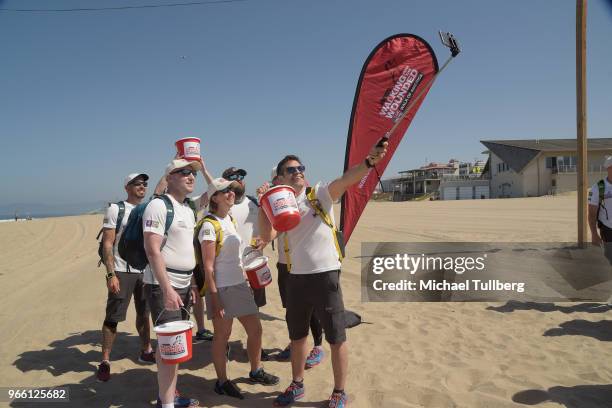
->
[145, 220, 160, 228]
[204, 228, 212, 235]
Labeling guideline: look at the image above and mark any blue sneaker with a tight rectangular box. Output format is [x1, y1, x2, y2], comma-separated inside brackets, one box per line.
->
[156, 393, 199, 407]
[276, 346, 291, 361]
[273, 381, 304, 407]
[327, 391, 347, 408]
[305, 346, 324, 369]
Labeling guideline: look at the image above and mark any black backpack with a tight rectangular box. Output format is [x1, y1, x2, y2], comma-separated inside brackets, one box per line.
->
[118, 195, 174, 271]
[97, 201, 125, 268]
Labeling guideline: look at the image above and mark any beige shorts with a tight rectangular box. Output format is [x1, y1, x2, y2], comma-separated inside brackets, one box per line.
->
[205, 281, 258, 320]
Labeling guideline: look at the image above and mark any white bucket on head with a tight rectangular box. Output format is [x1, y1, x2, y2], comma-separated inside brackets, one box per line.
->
[154, 320, 194, 364]
[175, 137, 201, 161]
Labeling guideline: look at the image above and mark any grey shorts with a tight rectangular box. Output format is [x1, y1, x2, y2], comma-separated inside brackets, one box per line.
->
[205, 281, 258, 320]
[144, 284, 192, 326]
[104, 272, 148, 323]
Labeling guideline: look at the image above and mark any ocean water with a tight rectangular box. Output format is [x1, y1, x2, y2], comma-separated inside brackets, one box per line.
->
[0, 212, 87, 221]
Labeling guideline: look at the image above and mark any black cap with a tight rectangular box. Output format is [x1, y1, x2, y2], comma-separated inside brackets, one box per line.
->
[222, 167, 247, 179]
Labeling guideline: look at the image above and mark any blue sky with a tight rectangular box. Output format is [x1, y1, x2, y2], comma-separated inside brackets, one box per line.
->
[1, 0, 611, 206]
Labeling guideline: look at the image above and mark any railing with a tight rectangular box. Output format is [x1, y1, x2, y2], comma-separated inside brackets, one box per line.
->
[440, 174, 490, 181]
[394, 173, 487, 181]
[553, 165, 606, 174]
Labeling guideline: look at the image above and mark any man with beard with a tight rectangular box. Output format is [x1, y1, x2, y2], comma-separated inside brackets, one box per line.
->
[259, 140, 387, 408]
[144, 159, 202, 408]
[97, 173, 154, 382]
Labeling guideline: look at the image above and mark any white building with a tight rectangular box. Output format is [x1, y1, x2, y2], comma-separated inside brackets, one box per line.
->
[481, 138, 612, 198]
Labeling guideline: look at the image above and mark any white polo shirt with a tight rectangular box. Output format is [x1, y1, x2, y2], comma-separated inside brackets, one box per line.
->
[103, 201, 144, 273]
[284, 182, 342, 275]
[276, 233, 286, 264]
[589, 178, 612, 228]
[198, 213, 245, 288]
[143, 194, 196, 288]
[230, 196, 260, 259]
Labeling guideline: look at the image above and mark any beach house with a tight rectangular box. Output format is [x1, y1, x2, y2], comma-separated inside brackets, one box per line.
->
[481, 138, 612, 198]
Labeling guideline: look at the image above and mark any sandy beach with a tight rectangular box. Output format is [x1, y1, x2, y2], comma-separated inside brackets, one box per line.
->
[1, 195, 610, 408]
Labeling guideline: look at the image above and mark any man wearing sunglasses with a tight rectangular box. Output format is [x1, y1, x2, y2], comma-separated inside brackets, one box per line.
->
[259, 140, 388, 408]
[97, 173, 154, 383]
[143, 159, 202, 408]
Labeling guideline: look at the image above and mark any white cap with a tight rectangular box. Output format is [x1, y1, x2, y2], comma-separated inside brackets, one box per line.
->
[271, 166, 278, 180]
[207, 177, 235, 198]
[604, 156, 612, 169]
[165, 159, 202, 176]
[124, 173, 149, 187]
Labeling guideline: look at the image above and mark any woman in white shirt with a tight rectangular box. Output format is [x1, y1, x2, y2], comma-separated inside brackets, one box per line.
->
[199, 178, 279, 400]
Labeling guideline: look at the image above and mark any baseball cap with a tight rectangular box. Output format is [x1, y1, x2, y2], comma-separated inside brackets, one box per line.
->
[124, 173, 149, 187]
[222, 167, 247, 179]
[165, 159, 202, 176]
[604, 156, 612, 169]
[207, 177, 237, 198]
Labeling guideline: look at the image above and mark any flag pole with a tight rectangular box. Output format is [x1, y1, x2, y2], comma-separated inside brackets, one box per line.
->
[577, 0, 588, 247]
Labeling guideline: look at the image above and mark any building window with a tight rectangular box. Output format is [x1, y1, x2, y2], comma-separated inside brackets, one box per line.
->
[497, 162, 510, 173]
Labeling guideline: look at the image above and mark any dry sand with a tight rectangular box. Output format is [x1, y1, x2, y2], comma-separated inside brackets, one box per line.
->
[1, 195, 611, 407]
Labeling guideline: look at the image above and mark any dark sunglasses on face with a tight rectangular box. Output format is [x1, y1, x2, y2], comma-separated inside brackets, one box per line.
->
[219, 187, 233, 194]
[226, 173, 245, 181]
[129, 181, 148, 187]
[285, 165, 306, 175]
[172, 168, 197, 177]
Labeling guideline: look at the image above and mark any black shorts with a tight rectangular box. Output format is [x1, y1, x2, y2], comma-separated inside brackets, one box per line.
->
[277, 262, 289, 308]
[286, 270, 346, 344]
[104, 272, 148, 323]
[600, 224, 612, 265]
[253, 287, 267, 307]
[145, 284, 192, 326]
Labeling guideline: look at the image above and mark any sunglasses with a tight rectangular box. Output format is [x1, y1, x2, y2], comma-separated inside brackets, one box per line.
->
[171, 168, 197, 177]
[226, 173, 245, 181]
[129, 181, 148, 187]
[219, 187, 233, 194]
[285, 165, 306, 175]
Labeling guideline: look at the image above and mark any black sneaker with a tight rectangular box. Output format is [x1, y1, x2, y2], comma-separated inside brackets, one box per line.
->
[193, 329, 214, 343]
[261, 349, 272, 361]
[249, 367, 280, 385]
[96, 361, 110, 382]
[214, 380, 244, 400]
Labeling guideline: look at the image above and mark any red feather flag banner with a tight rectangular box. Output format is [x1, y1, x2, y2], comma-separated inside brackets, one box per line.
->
[340, 33, 440, 243]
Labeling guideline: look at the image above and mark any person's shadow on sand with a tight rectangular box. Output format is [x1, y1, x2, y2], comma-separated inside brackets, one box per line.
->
[486, 301, 611, 314]
[10, 330, 293, 407]
[512, 384, 612, 408]
[543, 319, 612, 342]
[8, 370, 293, 407]
[14, 330, 121, 376]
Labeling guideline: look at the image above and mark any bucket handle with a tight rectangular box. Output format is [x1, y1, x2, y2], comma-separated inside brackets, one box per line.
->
[154, 307, 191, 327]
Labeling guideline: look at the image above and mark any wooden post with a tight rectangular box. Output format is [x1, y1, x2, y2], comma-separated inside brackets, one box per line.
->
[577, 0, 588, 247]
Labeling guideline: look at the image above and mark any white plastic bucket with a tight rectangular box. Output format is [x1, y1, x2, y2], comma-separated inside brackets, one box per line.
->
[154, 320, 194, 364]
[245, 255, 272, 289]
[175, 137, 201, 161]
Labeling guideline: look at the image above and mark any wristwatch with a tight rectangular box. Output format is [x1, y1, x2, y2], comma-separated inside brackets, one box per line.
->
[105, 272, 116, 281]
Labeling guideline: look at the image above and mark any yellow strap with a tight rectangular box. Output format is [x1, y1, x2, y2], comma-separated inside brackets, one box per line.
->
[282, 233, 291, 272]
[306, 187, 344, 263]
[202, 215, 223, 257]
[283, 188, 343, 273]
